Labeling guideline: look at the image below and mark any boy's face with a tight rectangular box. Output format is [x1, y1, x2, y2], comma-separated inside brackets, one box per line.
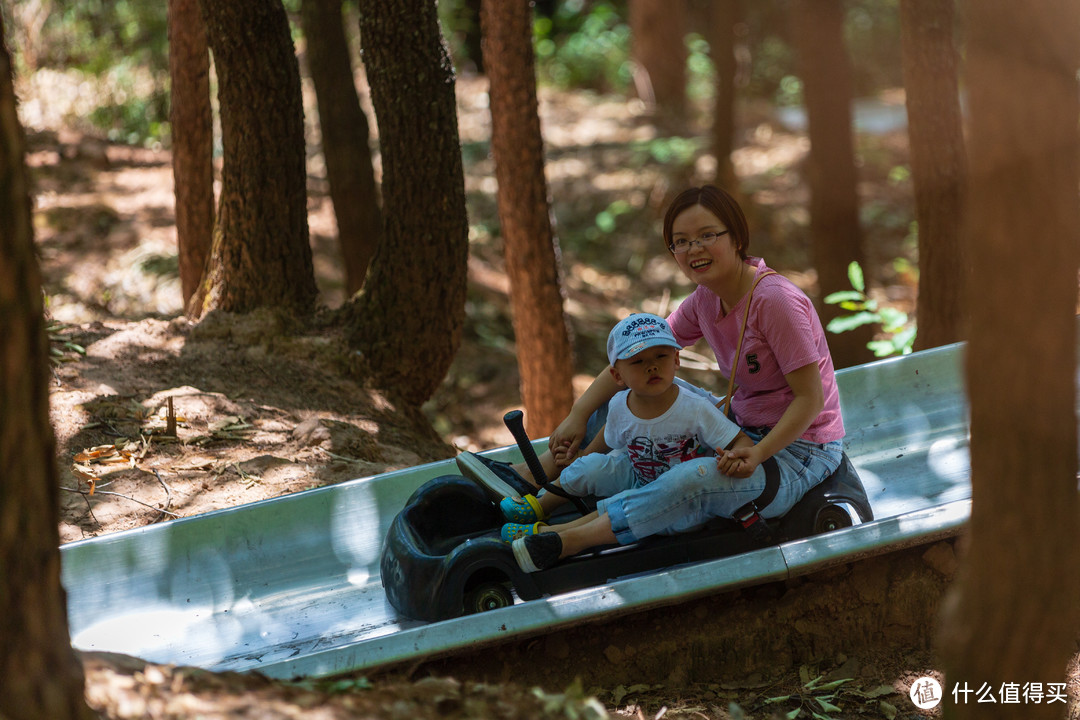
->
[610, 344, 681, 397]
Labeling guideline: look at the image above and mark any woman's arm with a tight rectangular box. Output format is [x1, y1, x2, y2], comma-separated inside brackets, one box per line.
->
[547, 366, 621, 458]
[723, 361, 823, 476]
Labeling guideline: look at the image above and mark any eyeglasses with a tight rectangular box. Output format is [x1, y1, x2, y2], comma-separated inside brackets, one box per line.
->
[668, 230, 730, 254]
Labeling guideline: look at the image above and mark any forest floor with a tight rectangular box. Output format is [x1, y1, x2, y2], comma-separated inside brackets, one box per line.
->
[20, 69, 1076, 718]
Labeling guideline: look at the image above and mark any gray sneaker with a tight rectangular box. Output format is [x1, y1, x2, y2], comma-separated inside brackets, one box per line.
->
[512, 532, 563, 572]
[455, 451, 536, 501]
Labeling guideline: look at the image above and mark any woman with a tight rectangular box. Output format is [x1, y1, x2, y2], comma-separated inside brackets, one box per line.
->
[467, 185, 846, 572]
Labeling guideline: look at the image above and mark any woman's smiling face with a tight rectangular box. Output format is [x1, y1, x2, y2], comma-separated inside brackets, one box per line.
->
[670, 204, 741, 287]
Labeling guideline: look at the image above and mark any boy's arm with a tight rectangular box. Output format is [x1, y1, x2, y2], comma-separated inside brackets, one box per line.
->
[723, 430, 753, 452]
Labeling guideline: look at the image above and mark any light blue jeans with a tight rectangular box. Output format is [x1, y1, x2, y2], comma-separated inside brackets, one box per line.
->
[561, 429, 843, 545]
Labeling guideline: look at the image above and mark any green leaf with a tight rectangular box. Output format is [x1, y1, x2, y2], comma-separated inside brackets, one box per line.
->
[814, 678, 854, 692]
[892, 326, 917, 351]
[321, 677, 372, 693]
[877, 307, 908, 331]
[786, 708, 803, 719]
[879, 700, 898, 719]
[827, 311, 879, 334]
[815, 697, 843, 713]
[763, 695, 794, 705]
[867, 341, 895, 357]
[823, 290, 864, 305]
[595, 211, 616, 232]
[847, 261, 865, 293]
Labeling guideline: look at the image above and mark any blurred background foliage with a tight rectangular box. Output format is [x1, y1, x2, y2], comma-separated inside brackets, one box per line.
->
[3, 0, 169, 145]
[2, 0, 905, 148]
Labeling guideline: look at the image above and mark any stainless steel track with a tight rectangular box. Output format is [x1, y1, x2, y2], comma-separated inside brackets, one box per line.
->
[63, 343, 973, 679]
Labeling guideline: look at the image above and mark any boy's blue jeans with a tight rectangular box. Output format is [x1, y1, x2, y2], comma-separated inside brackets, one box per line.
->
[559, 429, 843, 545]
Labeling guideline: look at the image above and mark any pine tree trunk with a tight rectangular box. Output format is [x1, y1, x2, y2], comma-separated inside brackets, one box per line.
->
[347, 0, 468, 407]
[192, 0, 318, 317]
[705, 0, 740, 193]
[629, 0, 688, 130]
[900, 0, 967, 351]
[791, 0, 872, 368]
[0, 24, 95, 720]
[168, 0, 214, 311]
[300, 0, 382, 297]
[941, 3, 1080, 718]
[480, 0, 575, 437]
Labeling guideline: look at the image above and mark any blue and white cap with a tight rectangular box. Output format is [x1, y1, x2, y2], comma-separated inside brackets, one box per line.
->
[607, 313, 680, 365]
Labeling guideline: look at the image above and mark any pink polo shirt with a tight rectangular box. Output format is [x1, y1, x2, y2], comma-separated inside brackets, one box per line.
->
[666, 257, 845, 444]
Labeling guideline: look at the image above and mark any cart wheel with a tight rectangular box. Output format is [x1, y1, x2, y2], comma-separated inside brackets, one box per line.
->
[464, 582, 513, 614]
[814, 505, 853, 534]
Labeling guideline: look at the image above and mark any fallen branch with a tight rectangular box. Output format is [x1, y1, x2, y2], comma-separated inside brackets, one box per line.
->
[151, 470, 174, 522]
[61, 486, 181, 518]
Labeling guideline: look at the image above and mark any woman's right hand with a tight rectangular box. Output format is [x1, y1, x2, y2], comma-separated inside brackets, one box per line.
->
[548, 412, 589, 461]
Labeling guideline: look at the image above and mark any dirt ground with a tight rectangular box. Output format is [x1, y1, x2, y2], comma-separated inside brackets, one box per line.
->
[20, 69, 1074, 718]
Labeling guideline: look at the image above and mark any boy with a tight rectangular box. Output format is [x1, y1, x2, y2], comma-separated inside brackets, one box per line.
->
[503, 313, 754, 571]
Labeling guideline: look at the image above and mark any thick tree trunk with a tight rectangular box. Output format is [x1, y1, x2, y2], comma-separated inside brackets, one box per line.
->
[480, 0, 575, 437]
[300, 0, 382, 297]
[791, 0, 872, 368]
[347, 0, 468, 407]
[941, 2, 1080, 718]
[191, 0, 318, 317]
[900, 0, 967, 351]
[629, 0, 688, 130]
[168, 0, 214, 312]
[0, 23, 95, 720]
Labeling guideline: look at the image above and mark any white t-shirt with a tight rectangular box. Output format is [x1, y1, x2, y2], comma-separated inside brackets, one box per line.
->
[603, 386, 741, 486]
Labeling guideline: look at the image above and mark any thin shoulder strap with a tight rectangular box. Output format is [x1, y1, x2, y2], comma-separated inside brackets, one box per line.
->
[722, 270, 778, 417]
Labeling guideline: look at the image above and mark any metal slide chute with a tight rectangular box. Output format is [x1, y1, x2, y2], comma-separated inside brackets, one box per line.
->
[62, 342, 971, 679]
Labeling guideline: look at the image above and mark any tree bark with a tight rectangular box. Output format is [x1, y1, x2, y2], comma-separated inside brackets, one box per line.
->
[300, 0, 382, 297]
[0, 20, 96, 720]
[190, 0, 318, 317]
[629, 0, 688, 130]
[941, 2, 1080, 718]
[168, 0, 214, 312]
[347, 0, 469, 407]
[899, 0, 967, 351]
[705, 0, 741, 193]
[480, 0, 575, 437]
[791, 0, 872, 368]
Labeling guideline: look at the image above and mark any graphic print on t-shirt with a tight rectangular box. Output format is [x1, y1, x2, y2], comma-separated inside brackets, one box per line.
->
[626, 434, 710, 483]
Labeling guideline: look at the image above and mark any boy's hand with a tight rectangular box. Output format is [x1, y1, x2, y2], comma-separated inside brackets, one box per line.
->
[552, 441, 575, 469]
[716, 433, 758, 478]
